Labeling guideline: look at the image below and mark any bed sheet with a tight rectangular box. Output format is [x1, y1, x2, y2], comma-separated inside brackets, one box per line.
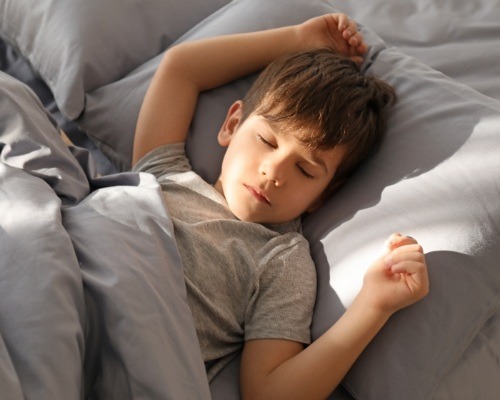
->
[0, 71, 211, 399]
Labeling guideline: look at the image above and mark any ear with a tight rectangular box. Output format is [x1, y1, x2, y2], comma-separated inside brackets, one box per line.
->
[218, 100, 244, 147]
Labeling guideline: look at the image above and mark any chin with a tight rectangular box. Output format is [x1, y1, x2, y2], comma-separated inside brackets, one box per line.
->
[229, 207, 265, 224]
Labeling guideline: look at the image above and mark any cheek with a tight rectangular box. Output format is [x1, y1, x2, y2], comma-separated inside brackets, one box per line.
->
[298, 180, 330, 207]
[221, 148, 250, 182]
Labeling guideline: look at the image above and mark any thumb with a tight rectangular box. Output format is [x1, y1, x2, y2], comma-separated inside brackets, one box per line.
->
[382, 232, 403, 254]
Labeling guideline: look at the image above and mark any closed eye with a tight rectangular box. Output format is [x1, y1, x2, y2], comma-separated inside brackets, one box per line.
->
[298, 165, 314, 179]
[257, 134, 276, 148]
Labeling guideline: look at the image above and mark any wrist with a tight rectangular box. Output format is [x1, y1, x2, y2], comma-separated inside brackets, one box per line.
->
[352, 288, 394, 323]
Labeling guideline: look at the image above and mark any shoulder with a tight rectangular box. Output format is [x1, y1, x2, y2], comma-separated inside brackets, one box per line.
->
[262, 231, 315, 271]
[256, 231, 317, 293]
[244, 231, 317, 344]
[132, 142, 192, 178]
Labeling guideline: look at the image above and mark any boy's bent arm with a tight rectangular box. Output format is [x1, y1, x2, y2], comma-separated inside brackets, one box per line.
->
[241, 235, 429, 400]
[132, 13, 366, 164]
[241, 296, 390, 400]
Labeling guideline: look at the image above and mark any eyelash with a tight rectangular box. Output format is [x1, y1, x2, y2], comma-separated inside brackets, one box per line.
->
[257, 134, 315, 179]
[298, 166, 314, 179]
[257, 134, 275, 148]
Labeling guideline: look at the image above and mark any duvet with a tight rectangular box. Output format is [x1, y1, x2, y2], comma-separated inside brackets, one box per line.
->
[0, 71, 211, 400]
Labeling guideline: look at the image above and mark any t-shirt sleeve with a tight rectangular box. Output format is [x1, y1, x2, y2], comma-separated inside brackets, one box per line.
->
[132, 142, 191, 178]
[244, 235, 317, 345]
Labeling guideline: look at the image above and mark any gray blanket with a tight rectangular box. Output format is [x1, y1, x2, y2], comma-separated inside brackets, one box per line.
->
[0, 71, 211, 399]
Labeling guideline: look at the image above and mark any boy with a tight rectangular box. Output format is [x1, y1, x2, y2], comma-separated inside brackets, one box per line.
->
[132, 13, 429, 400]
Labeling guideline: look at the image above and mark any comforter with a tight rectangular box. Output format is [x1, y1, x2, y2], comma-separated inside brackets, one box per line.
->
[0, 71, 211, 400]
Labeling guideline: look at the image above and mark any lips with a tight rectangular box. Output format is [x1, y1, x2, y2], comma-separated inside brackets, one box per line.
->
[244, 184, 271, 205]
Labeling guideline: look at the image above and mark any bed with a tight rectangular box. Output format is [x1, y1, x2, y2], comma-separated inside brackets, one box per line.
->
[0, 0, 499, 399]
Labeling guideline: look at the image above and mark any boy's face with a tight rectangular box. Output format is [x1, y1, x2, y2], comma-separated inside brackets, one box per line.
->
[214, 101, 346, 224]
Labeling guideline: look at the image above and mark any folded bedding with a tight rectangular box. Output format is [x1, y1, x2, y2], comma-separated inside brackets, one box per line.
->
[0, 71, 211, 400]
[1, 0, 499, 399]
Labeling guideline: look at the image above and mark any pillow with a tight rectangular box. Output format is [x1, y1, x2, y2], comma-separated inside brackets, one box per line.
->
[323, 0, 500, 102]
[304, 47, 500, 399]
[77, 0, 385, 173]
[75, 0, 500, 399]
[0, 0, 230, 120]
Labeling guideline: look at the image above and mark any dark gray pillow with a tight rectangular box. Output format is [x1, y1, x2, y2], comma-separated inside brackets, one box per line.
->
[0, 0, 230, 119]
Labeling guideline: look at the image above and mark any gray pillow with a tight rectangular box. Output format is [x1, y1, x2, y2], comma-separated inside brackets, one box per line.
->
[0, 0, 230, 119]
[327, 0, 500, 102]
[77, 0, 385, 173]
[305, 47, 500, 399]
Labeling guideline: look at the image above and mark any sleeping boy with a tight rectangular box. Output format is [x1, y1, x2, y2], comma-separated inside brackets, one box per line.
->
[132, 13, 429, 400]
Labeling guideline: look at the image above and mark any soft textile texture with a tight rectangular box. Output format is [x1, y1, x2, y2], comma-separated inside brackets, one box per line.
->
[0, 0, 230, 119]
[331, 0, 500, 101]
[0, 71, 212, 399]
[2, 0, 500, 399]
[304, 47, 500, 400]
[76, 1, 500, 399]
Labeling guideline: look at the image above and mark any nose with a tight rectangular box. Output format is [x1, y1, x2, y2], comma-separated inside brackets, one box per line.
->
[259, 156, 286, 187]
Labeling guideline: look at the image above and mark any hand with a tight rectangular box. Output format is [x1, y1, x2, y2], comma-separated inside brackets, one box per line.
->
[360, 233, 430, 315]
[298, 13, 368, 63]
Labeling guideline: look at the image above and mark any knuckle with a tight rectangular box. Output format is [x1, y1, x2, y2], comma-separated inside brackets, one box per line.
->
[412, 244, 424, 253]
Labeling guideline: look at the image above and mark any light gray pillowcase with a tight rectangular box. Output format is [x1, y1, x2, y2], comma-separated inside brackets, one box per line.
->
[305, 47, 500, 400]
[328, 0, 500, 102]
[0, 0, 230, 119]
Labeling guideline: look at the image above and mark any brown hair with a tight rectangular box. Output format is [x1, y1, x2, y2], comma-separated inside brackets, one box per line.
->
[241, 49, 396, 198]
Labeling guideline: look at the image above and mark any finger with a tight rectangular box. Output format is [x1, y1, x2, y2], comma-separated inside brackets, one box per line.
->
[334, 13, 349, 31]
[384, 246, 424, 269]
[387, 256, 428, 279]
[390, 243, 424, 257]
[348, 31, 364, 47]
[389, 261, 429, 295]
[347, 35, 359, 47]
[387, 253, 426, 272]
[383, 232, 402, 251]
[356, 42, 368, 54]
[387, 232, 403, 242]
[341, 18, 358, 39]
[349, 55, 365, 65]
[386, 234, 419, 251]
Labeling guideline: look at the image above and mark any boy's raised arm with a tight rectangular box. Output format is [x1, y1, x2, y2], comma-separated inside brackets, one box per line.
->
[132, 13, 366, 165]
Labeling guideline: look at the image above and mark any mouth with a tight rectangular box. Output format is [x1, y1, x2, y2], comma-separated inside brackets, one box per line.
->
[244, 184, 271, 205]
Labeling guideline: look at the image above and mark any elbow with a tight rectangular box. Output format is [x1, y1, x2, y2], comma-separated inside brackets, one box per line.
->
[158, 45, 187, 75]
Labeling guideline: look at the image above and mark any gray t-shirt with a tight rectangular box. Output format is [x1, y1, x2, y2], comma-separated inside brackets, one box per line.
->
[133, 143, 317, 380]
